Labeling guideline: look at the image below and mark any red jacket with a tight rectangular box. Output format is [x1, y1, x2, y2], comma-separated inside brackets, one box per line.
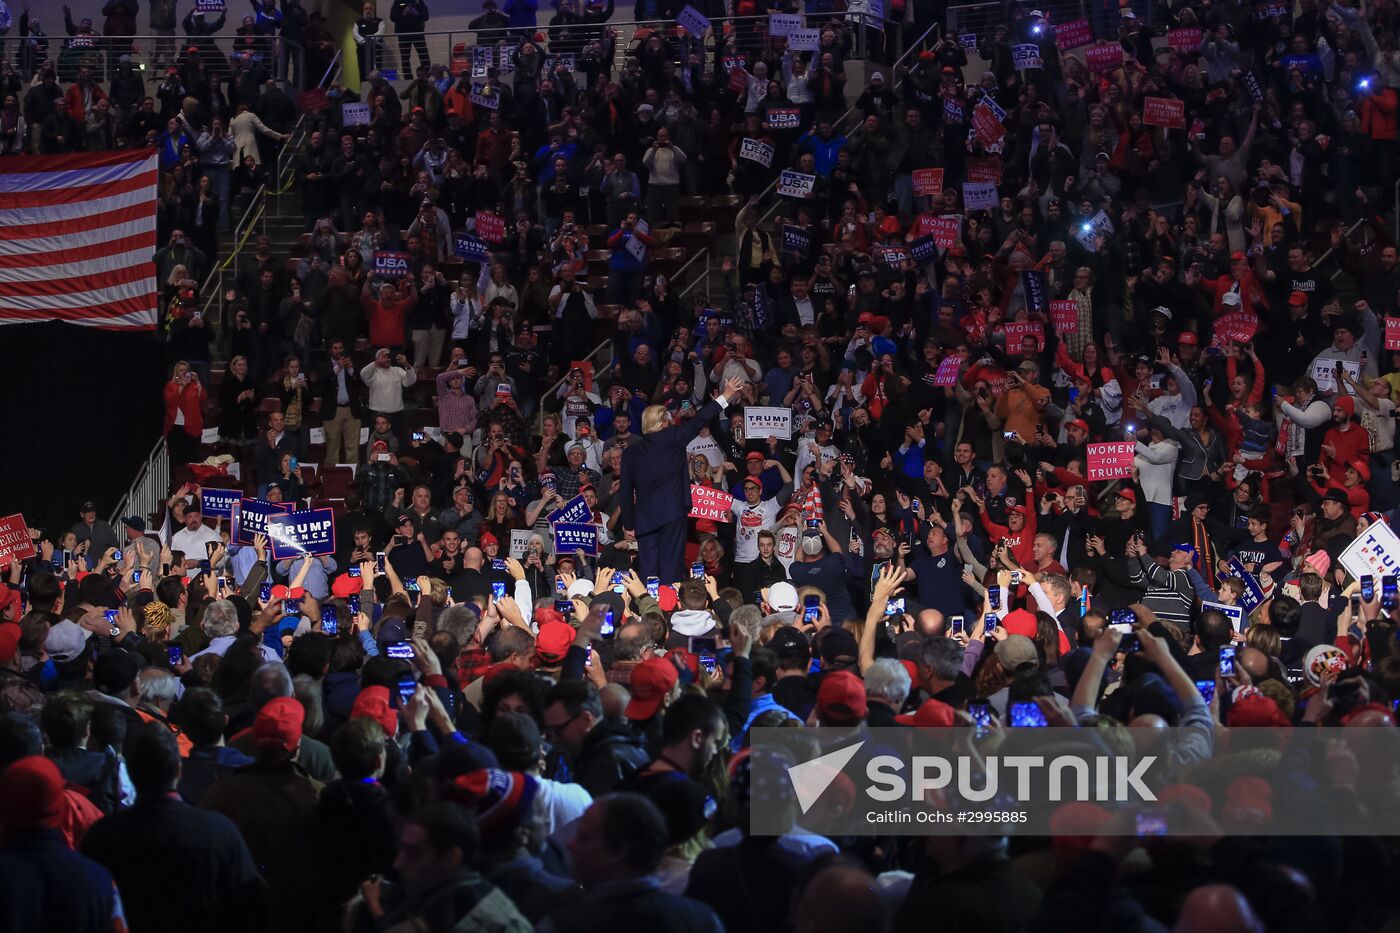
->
[64, 82, 108, 122]
[163, 378, 204, 438]
[1362, 88, 1397, 142]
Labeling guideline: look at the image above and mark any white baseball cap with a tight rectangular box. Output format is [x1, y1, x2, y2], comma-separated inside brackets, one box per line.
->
[766, 581, 799, 612]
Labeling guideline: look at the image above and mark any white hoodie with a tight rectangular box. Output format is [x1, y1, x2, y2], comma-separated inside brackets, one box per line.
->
[669, 608, 718, 638]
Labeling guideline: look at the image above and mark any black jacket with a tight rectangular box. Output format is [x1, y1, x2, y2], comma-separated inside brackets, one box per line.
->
[573, 718, 650, 798]
[81, 796, 268, 933]
[316, 360, 367, 420]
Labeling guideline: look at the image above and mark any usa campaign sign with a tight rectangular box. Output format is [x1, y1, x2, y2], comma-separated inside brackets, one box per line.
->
[1012, 44, 1043, 70]
[1055, 18, 1092, 49]
[267, 508, 337, 559]
[199, 487, 242, 520]
[971, 100, 1007, 147]
[690, 485, 734, 522]
[0, 513, 36, 565]
[454, 232, 491, 263]
[553, 522, 599, 556]
[766, 108, 801, 130]
[777, 170, 815, 198]
[373, 251, 411, 278]
[1340, 517, 1400, 586]
[547, 494, 594, 527]
[744, 407, 793, 440]
[739, 137, 775, 167]
[1085, 442, 1136, 481]
[469, 82, 500, 109]
[877, 245, 910, 266]
[233, 498, 294, 545]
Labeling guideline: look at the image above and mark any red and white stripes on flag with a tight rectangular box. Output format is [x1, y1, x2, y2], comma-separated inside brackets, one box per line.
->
[0, 149, 158, 330]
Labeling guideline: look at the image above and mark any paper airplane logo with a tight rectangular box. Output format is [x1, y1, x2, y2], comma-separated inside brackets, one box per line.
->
[786, 741, 865, 814]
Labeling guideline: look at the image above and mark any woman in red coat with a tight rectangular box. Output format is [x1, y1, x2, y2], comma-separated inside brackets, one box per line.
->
[164, 360, 205, 466]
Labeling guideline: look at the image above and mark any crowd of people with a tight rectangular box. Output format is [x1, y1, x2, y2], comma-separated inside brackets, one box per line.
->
[14, 0, 1400, 930]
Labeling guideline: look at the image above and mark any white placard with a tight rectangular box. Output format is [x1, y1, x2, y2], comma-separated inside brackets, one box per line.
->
[309, 427, 326, 444]
[624, 235, 647, 263]
[359, 428, 370, 444]
[770, 13, 802, 35]
[1201, 600, 1245, 632]
[677, 4, 711, 36]
[1311, 358, 1360, 394]
[201, 427, 219, 444]
[1012, 43, 1043, 70]
[739, 137, 775, 167]
[1339, 519, 1400, 590]
[777, 170, 815, 198]
[1075, 208, 1116, 250]
[744, 406, 793, 440]
[509, 528, 532, 559]
[633, 217, 649, 236]
[342, 101, 370, 126]
[469, 83, 501, 110]
[962, 181, 998, 210]
[788, 28, 820, 51]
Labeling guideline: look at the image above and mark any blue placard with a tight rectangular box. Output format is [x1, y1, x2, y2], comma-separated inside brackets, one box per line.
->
[751, 284, 770, 330]
[453, 232, 491, 263]
[266, 507, 337, 559]
[553, 522, 599, 556]
[234, 497, 294, 545]
[547, 494, 594, 527]
[373, 250, 411, 278]
[199, 487, 242, 520]
[781, 226, 811, 256]
[1022, 270, 1047, 315]
[910, 235, 937, 266]
[1223, 556, 1265, 612]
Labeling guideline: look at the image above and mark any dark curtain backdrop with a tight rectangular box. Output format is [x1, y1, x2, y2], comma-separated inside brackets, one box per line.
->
[0, 323, 165, 539]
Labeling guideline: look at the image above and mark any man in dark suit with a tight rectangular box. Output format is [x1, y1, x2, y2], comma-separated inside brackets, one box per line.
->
[619, 377, 743, 583]
[316, 340, 366, 467]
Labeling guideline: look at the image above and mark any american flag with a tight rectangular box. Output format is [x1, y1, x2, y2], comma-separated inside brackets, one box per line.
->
[0, 149, 158, 330]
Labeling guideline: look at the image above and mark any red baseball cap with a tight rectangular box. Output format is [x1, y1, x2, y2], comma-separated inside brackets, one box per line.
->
[1177, 331, 1198, 345]
[535, 621, 574, 664]
[816, 670, 868, 725]
[479, 531, 499, 548]
[1288, 291, 1308, 307]
[625, 657, 678, 720]
[1116, 488, 1137, 503]
[253, 697, 305, 752]
[745, 451, 766, 461]
[1066, 419, 1090, 435]
[894, 698, 955, 728]
[331, 573, 361, 599]
[351, 685, 398, 737]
